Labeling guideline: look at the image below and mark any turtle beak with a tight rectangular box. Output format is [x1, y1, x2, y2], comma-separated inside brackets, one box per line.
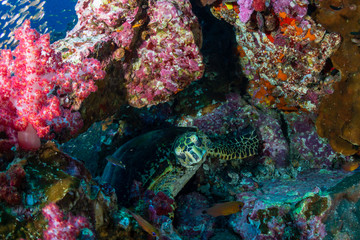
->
[184, 146, 207, 166]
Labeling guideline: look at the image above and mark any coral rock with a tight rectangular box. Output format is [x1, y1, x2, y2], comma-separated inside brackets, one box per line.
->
[211, 1, 341, 112]
[314, 0, 360, 155]
[125, 0, 204, 108]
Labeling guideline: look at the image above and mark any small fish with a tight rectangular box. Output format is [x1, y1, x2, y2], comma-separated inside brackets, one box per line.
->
[106, 155, 126, 169]
[36, 1, 45, 9]
[330, 5, 343, 11]
[19, 5, 30, 13]
[16, 14, 28, 26]
[7, 35, 14, 44]
[127, 210, 160, 238]
[32, 10, 44, 21]
[29, 0, 41, 8]
[9, 13, 20, 25]
[9, 5, 16, 12]
[38, 21, 47, 31]
[200, 201, 244, 217]
[19, 0, 29, 6]
[0, 32, 6, 38]
[224, 2, 233, 10]
[132, 19, 145, 29]
[2, 21, 9, 29]
[1, 13, 9, 20]
[342, 162, 360, 172]
[351, 38, 360, 45]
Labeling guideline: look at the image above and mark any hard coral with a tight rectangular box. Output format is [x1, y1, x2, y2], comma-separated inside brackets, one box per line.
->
[252, 0, 266, 12]
[314, 0, 360, 155]
[0, 164, 25, 205]
[53, 0, 139, 64]
[286, 113, 343, 169]
[125, 0, 204, 108]
[52, 0, 139, 131]
[212, 1, 341, 112]
[230, 176, 333, 239]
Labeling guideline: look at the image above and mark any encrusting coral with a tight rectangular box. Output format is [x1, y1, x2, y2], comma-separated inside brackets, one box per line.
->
[210, 0, 341, 112]
[314, 0, 360, 155]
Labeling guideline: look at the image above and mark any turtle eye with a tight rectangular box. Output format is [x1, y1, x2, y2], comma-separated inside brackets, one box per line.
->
[190, 134, 198, 143]
[175, 146, 182, 155]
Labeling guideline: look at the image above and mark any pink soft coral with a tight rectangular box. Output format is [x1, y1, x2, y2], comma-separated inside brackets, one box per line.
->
[0, 20, 105, 150]
[42, 202, 91, 240]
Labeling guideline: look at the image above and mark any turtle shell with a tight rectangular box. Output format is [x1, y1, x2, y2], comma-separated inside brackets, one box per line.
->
[147, 131, 208, 197]
[101, 127, 201, 205]
[101, 126, 260, 205]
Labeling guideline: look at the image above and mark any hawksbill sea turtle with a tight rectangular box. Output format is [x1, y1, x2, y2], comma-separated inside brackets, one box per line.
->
[101, 126, 259, 205]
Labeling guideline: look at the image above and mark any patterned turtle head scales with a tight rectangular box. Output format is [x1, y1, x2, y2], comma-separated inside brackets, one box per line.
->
[173, 132, 208, 168]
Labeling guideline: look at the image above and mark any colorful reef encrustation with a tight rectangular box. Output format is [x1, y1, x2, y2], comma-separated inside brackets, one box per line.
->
[1, 0, 360, 239]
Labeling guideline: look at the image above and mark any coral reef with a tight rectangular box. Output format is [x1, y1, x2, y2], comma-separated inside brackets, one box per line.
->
[211, 0, 341, 112]
[53, 0, 204, 111]
[227, 170, 340, 239]
[0, 143, 127, 239]
[173, 168, 355, 240]
[314, 0, 360, 155]
[324, 172, 360, 239]
[286, 113, 342, 169]
[125, 0, 204, 108]
[0, 20, 105, 150]
[52, 0, 139, 64]
[2, 0, 360, 239]
[0, 164, 26, 205]
[52, 0, 139, 129]
[176, 192, 215, 239]
[42, 202, 93, 240]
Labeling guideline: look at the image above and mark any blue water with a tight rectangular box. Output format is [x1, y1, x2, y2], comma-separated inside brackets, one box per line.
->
[0, 0, 77, 49]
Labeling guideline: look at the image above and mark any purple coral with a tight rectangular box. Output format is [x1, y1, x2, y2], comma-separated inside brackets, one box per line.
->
[192, 94, 251, 135]
[237, 0, 254, 22]
[286, 113, 339, 168]
[125, 0, 204, 108]
[296, 216, 327, 240]
[189, 93, 289, 167]
[254, 112, 289, 167]
[271, 0, 308, 21]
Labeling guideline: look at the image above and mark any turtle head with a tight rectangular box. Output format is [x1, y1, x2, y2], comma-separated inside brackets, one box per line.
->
[173, 132, 207, 168]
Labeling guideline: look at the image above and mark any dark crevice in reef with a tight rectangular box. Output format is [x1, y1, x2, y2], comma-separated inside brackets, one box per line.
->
[172, 1, 247, 115]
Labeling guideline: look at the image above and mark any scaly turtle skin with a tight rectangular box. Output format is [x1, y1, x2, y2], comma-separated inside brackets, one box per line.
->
[173, 132, 209, 168]
[101, 127, 200, 204]
[149, 128, 259, 196]
[173, 128, 259, 167]
[102, 127, 259, 203]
